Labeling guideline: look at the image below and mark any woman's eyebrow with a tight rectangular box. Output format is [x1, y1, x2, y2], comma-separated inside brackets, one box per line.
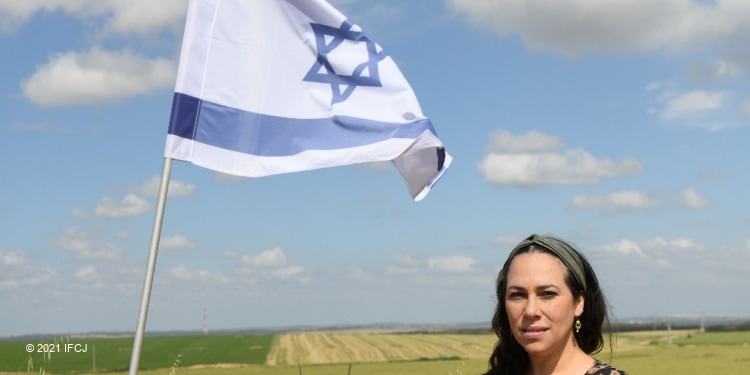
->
[535, 284, 561, 290]
[507, 284, 560, 290]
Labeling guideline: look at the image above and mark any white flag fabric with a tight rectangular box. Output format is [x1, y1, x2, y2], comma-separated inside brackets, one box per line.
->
[165, 0, 451, 200]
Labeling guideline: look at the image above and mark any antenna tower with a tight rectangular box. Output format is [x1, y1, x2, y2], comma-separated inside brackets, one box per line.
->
[203, 306, 208, 336]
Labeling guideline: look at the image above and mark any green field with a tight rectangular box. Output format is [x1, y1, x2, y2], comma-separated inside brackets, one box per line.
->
[0, 330, 748, 374]
[0, 335, 273, 373]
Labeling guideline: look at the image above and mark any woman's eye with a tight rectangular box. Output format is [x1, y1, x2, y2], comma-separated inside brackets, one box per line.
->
[507, 292, 524, 299]
[540, 291, 557, 298]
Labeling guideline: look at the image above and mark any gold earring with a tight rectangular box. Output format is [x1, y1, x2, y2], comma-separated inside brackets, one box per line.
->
[575, 318, 582, 333]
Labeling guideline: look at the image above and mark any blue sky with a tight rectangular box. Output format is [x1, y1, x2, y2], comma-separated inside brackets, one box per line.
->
[2, 0, 749, 337]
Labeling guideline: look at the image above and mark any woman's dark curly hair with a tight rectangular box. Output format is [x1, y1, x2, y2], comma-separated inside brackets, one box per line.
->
[483, 236, 611, 375]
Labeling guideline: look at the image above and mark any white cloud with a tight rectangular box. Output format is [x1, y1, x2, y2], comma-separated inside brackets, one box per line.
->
[0, 0, 186, 36]
[95, 0, 187, 37]
[447, 0, 749, 56]
[167, 265, 220, 283]
[450, 0, 750, 131]
[385, 265, 419, 275]
[1, 250, 30, 267]
[645, 81, 664, 91]
[382, 253, 491, 288]
[689, 59, 743, 82]
[641, 236, 698, 252]
[599, 239, 647, 257]
[660, 90, 730, 120]
[70, 208, 91, 220]
[743, 98, 750, 118]
[73, 265, 107, 289]
[0, 0, 79, 32]
[478, 131, 642, 187]
[427, 255, 476, 273]
[74, 265, 97, 281]
[22, 46, 176, 107]
[0, 250, 57, 289]
[136, 176, 196, 198]
[679, 188, 710, 210]
[394, 252, 421, 267]
[159, 234, 196, 251]
[493, 235, 522, 247]
[53, 226, 124, 260]
[271, 266, 305, 279]
[597, 238, 672, 269]
[570, 188, 709, 214]
[388, 252, 486, 278]
[93, 193, 153, 218]
[232, 248, 310, 285]
[83, 177, 194, 221]
[479, 150, 642, 186]
[242, 247, 288, 268]
[386, 253, 423, 275]
[598, 236, 706, 269]
[485, 129, 564, 154]
[568, 190, 664, 214]
[166, 259, 309, 289]
[347, 266, 374, 282]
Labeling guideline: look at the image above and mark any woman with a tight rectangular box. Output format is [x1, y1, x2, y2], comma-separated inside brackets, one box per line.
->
[484, 234, 627, 375]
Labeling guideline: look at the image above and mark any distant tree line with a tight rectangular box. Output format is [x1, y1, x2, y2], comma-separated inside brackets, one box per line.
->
[613, 321, 750, 332]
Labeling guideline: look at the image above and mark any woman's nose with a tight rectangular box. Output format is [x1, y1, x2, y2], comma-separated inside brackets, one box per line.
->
[523, 298, 540, 317]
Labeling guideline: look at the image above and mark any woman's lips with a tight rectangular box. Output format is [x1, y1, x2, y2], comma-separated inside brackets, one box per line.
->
[522, 326, 548, 339]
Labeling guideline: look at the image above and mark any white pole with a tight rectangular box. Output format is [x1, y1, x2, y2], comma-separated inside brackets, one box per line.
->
[128, 157, 173, 375]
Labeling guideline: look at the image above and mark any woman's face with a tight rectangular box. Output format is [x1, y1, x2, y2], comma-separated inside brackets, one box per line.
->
[504, 251, 584, 359]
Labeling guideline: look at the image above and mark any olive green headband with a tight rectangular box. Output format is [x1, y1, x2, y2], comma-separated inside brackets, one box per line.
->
[510, 234, 587, 292]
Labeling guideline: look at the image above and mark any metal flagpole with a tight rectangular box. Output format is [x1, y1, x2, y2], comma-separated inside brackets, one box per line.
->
[128, 157, 173, 375]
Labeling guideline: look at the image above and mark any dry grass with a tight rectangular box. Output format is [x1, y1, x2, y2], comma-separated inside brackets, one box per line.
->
[267, 333, 497, 366]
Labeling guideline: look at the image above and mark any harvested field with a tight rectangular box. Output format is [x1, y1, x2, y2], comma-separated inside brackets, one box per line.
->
[267, 333, 497, 365]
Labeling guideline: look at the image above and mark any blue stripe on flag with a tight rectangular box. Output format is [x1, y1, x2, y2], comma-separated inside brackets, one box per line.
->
[168, 92, 437, 157]
[167, 92, 200, 139]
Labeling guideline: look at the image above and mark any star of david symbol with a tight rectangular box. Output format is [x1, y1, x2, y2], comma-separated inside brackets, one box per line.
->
[303, 20, 387, 105]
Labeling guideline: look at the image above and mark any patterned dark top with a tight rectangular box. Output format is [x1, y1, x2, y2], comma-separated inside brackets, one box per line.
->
[586, 360, 628, 375]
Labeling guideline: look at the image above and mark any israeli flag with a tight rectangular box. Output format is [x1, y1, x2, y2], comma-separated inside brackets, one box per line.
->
[166, 0, 451, 200]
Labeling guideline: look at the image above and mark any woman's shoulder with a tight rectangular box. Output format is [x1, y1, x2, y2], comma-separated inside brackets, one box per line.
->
[585, 360, 628, 375]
